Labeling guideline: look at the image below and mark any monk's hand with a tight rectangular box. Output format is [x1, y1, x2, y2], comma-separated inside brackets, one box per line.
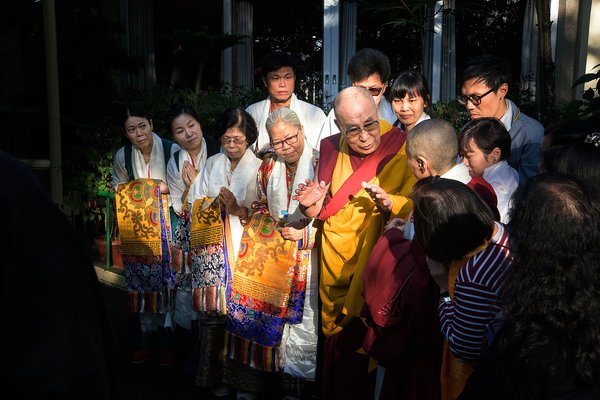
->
[278, 225, 303, 241]
[182, 160, 196, 188]
[362, 182, 392, 213]
[426, 256, 449, 293]
[219, 187, 243, 217]
[384, 218, 405, 233]
[293, 179, 330, 218]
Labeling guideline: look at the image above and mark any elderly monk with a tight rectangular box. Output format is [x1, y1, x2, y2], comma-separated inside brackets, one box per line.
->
[294, 86, 416, 400]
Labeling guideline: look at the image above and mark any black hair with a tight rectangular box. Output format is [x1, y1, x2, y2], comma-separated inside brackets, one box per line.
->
[347, 48, 391, 84]
[459, 117, 511, 161]
[260, 52, 296, 78]
[121, 104, 150, 127]
[412, 177, 495, 264]
[165, 102, 201, 132]
[214, 107, 258, 146]
[461, 54, 512, 91]
[542, 113, 600, 184]
[390, 70, 431, 106]
[495, 173, 600, 392]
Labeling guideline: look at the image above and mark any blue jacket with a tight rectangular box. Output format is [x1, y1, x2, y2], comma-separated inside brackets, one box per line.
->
[506, 99, 544, 183]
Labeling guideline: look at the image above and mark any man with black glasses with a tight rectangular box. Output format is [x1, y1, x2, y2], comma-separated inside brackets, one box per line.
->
[459, 55, 544, 182]
[294, 86, 416, 400]
[320, 48, 397, 138]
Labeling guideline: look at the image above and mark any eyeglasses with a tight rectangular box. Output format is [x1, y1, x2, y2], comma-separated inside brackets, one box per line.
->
[457, 88, 496, 106]
[356, 85, 384, 97]
[344, 119, 380, 139]
[220, 136, 247, 145]
[271, 129, 300, 150]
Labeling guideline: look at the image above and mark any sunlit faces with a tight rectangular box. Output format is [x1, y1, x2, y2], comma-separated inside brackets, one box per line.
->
[219, 127, 248, 161]
[353, 73, 386, 106]
[170, 114, 203, 153]
[268, 121, 305, 164]
[264, 66, 295, 104]
[336, 97, 381, 157]
[124, 116, 153, 152]
[392, 93, 427, 132]
[462, 138, 495, 177]
[460, 78, 508, 120]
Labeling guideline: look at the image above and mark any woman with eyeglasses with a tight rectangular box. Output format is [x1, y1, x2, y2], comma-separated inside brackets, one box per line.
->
[222, 107, 319, 400]
[391, 70, 431, 133]
[185, 107, 260, 397]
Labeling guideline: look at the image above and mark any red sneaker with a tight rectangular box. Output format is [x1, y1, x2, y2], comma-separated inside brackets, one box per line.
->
[131, 349, 148, 364]
[159, 349, 176, 366]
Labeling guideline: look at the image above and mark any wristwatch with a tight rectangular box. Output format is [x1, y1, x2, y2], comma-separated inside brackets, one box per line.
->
[439, 291, 451, 304]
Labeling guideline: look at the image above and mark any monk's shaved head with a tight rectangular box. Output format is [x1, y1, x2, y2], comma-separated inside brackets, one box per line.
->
[332, 86, 381, 157]
[407, 118, 458, 173]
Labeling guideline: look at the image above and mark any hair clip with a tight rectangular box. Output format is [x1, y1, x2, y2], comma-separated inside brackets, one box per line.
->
[584, 132, 600, 148]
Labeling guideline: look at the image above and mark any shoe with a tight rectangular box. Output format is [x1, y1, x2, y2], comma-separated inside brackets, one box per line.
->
[131, 349, 148, 364]
[159, 349, 176, 366]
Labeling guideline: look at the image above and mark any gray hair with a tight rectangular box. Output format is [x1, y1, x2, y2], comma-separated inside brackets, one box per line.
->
[265, 107, 302, 135]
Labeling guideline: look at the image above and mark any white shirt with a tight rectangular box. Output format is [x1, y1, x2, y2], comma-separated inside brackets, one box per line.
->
[483, 160, 519, 224]
[246, 93, 327, 153]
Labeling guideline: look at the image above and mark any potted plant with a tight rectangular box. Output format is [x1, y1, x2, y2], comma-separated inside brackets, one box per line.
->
[63, 119, 123, 269]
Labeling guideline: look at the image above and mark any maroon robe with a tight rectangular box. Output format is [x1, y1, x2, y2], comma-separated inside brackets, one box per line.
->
[362, 228, 443, 400]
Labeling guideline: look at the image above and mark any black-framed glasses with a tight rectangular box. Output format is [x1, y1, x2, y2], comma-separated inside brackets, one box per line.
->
[220, 136, 247, 145]
[344, 119, 380, 139]
[457, 88, 496, 106]
[271, 129, 300, 150]
[356, 85, 384, 97]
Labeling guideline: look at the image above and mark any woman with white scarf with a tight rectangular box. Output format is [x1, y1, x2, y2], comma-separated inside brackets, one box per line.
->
[187, 108, 261, 397]
[165, 102, 220, 370]
[111, 104, 180, 366]
[223, 108, 320, 400]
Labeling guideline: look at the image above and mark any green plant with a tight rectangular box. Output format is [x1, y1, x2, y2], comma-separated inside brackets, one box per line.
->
[429, 100, 470, 133]
[63, 117, 121, 241]
[572, 63, 600, 118]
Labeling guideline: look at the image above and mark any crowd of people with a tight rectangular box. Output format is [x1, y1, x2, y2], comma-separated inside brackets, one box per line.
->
[111, 48, 600, 400]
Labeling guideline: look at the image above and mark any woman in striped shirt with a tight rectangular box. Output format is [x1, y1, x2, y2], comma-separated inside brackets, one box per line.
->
[411, 177, 512, 399]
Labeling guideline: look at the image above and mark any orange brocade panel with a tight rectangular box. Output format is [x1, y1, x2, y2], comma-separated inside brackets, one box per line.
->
[116, 179, 164, 257]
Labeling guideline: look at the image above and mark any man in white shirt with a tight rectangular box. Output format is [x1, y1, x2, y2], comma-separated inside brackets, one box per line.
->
[246, 52, 327, 153]
[320, 48, 397, 138]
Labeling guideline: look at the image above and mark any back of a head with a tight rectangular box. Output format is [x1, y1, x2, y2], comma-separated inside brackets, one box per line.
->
[407, 118, 458, 172]
[391, 70, 431, 104]
[509, 173, 600, 259]
[412, 177, 495, 264]
[461, 54, 511, 90]
[459, 117, 511, 160]
[260, 52, 296, 78]
[542, 115, 600, 184]
[347, 48, 391, 84]
[504, 173, 600, 386]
